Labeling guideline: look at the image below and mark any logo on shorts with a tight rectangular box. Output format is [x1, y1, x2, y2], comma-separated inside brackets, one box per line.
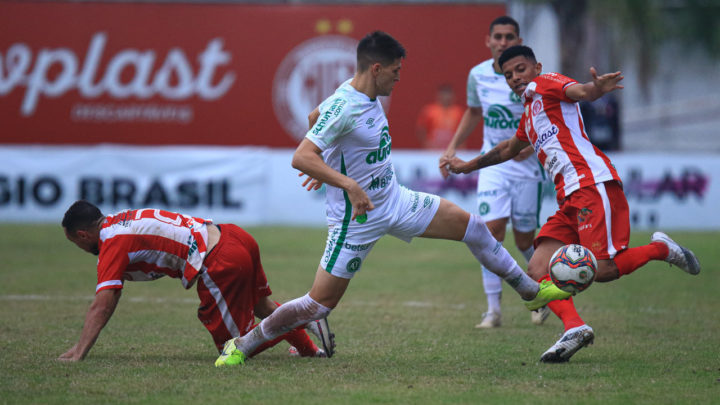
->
[346, 257, 362, 272]
[577, 207, 593, 223]
[479, 202, 490, 215]
[423, 196, 433, 208]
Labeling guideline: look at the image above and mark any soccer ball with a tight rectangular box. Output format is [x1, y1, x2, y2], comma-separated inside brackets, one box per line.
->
[549, 244, 597, 294]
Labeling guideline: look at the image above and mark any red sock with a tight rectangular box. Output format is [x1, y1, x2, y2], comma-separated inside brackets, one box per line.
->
[614, 242, 668, 277]
[543, 274, 585, 331]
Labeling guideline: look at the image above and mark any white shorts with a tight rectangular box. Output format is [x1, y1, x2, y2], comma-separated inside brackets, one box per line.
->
[476, 174, 543, 232]
[320, 186, 441, 279]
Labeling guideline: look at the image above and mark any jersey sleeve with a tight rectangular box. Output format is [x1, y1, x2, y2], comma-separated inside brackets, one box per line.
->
[536, 73, 577, 103]
[305, 96, 350, 150]
[95, 238, 129, 293]
[466, 71, 481, 108]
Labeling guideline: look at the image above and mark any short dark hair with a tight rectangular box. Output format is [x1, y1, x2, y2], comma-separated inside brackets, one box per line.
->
[499, 45, 537, 70]
[62, 200, 103, 233]
[357, 31, 406, 72]
[489, 16, 520, 35]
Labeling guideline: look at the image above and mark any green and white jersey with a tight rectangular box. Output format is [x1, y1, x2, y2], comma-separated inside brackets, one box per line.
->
[467, 59, 544, 181]
[306, 80, 399, 223]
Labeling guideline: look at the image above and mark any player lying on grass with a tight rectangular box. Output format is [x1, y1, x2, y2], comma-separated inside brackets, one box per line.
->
[214, 31, 574, 367]
[58, 200, 335, 362]
[443, 45, 701, 362]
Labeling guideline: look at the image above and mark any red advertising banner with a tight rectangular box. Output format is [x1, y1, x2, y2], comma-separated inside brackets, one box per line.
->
[0, 2, 503, 148]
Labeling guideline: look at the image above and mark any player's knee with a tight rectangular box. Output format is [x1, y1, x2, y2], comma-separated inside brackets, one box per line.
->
[595, 259, 619, 282]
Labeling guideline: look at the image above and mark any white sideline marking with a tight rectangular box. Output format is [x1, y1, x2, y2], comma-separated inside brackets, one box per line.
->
[0, 294, 469, 310]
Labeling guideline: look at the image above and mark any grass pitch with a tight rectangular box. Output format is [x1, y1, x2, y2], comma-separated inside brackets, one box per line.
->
[0, 225, 718, 404]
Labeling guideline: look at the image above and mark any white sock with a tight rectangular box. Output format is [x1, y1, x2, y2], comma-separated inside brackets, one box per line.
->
[482, 267, 502, 314]
[236, 293, 331, 355]
[463, 214, 539, 300]
[520, 245, 534, 264]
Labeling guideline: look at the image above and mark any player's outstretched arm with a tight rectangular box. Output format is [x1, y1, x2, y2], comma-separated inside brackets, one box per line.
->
[447, 136, 529, 174]
[292, 139, 374, 220]
[565, 67, 624, 102]
[438, 106, 483, 179]
[58, 288, 121, 362]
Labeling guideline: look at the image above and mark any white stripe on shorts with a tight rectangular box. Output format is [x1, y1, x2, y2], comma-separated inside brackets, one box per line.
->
[200, 269, 240, 338]
[596, 182, 617, 258]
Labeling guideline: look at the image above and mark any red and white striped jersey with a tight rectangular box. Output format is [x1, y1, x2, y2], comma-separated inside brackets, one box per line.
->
[95, 209, 211, 293]
[515, 72, 621, 202]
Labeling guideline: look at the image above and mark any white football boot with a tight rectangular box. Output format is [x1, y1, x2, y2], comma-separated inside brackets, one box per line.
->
[651, 232, 701, 275]
[475, 311, 501, 329]
[540, 324, 594, 363]
[531, 306, 551, 325]
[305, 318, 336, 358]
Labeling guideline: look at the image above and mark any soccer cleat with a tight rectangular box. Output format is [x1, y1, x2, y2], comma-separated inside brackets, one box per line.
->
[475, 311, 501, 329]
[524, 279, 572, 311]
[214, 338, 246, 367]
[305, 318, 336, 358]
[651, 232, 701, 275]
[540, 324, 594, 363]
[531, 306, 551, 325]
[288, 346, 327, 358]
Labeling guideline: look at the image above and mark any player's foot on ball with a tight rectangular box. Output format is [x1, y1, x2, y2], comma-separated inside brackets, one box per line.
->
[651, 231, 701, 275]
[215, 338, 246, 367]
[475, 311, 501, 329]
[540, 324, 594, 363]
[524, 279, 572, 311]
[305, 318, 336, 358]
[531, 306, 551, 325]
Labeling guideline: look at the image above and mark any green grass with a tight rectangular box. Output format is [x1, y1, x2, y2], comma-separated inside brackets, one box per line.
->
[1, 225, 718, 404]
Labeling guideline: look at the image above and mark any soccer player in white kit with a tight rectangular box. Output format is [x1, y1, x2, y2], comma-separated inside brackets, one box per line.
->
[440, 16, 548, 329]
[215, 31, 573, 367]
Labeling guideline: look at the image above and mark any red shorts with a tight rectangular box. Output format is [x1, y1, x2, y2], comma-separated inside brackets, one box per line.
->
[195, 224, 271, 351]
[536, 181, 630, 260]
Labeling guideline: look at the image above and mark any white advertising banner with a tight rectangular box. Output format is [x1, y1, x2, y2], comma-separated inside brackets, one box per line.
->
[0, 146, 717, 231]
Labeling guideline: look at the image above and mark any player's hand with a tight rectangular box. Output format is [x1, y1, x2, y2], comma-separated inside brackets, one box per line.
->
[346, 182, 374, 222]
[58, 345, 82, 362]
[447, 156, 477, 174]
[438, 152, 455, 179]
[590, 67, 624, 94]
[298, 172, 323, 191]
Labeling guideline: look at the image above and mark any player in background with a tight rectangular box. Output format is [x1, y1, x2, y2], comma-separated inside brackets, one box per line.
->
[439, 16, 549, 329]
[215, 31, 573, 367]
[416, 83, 464, 150]
[443, 45, 700, 362]
[59, 200, 334, 362]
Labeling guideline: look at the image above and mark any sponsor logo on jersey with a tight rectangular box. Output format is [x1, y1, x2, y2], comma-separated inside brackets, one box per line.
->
[365, 127, 392, 164]
[484, 104, 519, 129]
[369, 167, 394, 190]
[534, 124, 559, 150]
[509, 91, 522, 103]
[532, 99, 543, 116]
[312, 98, 346, 135]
